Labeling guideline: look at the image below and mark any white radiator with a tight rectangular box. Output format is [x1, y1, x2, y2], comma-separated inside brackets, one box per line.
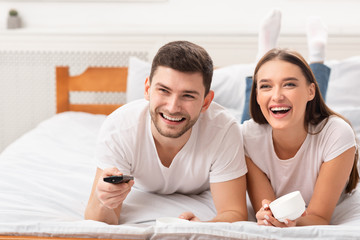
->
[0, 50, 148, 152]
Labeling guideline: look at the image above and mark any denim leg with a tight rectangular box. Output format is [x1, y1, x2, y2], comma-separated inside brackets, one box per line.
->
[310, 63, 331, 101]
[241, 76, 253, 123]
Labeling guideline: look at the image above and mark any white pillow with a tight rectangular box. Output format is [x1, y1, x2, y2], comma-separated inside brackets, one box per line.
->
[336, 107, 360, 140]
[126, 57, 255, 114]
[212, 63, 254, 112]
[126, 57, 150, 103]
[326, 56, 360, 111]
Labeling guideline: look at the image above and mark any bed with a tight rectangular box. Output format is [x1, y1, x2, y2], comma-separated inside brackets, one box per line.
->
[1, 56, 360, 239]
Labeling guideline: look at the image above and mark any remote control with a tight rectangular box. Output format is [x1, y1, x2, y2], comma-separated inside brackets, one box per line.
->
[103, 175, 134, 184]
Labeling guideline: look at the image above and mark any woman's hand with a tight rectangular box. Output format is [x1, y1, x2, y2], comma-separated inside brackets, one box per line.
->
[256, 199, 298, 227]
[179, 212, 201, 222]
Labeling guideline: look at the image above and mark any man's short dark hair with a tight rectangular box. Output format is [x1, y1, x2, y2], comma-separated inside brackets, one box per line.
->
[149, 41, 213, 96]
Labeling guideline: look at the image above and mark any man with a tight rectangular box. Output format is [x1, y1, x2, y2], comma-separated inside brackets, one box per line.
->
[85, 41, 247, 224]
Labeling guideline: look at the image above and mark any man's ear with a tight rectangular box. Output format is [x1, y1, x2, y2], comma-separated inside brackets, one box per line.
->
[201, 90, 214, 113]
[144, 77, 150, 100]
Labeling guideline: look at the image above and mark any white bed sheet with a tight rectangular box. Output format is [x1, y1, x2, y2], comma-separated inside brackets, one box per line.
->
[1, 112, 360, 239]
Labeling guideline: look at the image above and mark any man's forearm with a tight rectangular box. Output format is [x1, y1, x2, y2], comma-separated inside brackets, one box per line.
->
[209, 210, 247, 223]
[85, 197, 121, 225]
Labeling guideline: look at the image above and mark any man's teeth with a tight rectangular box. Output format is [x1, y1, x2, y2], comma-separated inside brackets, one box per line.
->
[163, 114, 183, 121]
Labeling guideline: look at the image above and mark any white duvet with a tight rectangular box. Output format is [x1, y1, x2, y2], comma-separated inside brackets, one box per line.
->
[1, 112, 360, 239]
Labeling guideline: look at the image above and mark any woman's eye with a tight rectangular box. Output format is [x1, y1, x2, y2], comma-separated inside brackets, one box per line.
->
[285, 82, 296, 87]
[259, 84, 270, 89]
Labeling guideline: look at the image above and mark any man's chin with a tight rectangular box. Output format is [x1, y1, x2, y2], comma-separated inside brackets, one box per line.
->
[158, 130, 184, 139]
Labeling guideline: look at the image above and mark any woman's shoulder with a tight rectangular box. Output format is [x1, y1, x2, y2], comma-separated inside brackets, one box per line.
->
[312, 115, 355, 141]
[315, 115, 353, 132]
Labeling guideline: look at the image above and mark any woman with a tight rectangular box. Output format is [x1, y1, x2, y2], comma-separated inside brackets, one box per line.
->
[242, 48, 359, 227]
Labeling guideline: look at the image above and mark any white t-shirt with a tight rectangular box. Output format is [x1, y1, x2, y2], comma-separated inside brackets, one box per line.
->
[96, 99, 247, 195]
[242, 116, 356, 205]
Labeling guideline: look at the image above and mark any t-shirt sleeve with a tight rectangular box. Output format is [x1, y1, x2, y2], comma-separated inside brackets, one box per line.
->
[209, 122, 248, 183]
[95, 115, 132, 175]
[322, 117, 356, 162]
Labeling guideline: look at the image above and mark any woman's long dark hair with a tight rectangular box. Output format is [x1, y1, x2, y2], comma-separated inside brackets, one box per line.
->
[249, 48, 359, 193]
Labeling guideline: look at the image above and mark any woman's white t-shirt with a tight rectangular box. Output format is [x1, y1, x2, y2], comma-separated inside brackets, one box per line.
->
[96, 99, 247, 195]
[242, 116, 356, 205]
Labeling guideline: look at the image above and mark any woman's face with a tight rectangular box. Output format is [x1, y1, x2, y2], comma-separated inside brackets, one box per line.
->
[256, 59, 315, 131]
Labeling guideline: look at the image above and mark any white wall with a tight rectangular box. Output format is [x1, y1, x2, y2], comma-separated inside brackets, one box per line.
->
[1, 0, 360, 35]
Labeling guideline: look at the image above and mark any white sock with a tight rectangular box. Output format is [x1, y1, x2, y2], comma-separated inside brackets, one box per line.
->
[257, 9, 282, 61]
[307, 16, 328, 63]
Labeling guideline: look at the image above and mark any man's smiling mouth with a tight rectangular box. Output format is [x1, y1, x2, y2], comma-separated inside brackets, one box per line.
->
[161, 113, 185, 122]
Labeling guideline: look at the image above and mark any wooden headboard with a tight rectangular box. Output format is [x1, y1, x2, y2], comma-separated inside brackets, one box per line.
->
[56, 66, 128, 115]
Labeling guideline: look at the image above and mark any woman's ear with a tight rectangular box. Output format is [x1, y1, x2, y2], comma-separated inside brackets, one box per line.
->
[308, 83, 316, 101]
[144, 77, 150, 100]
[200, 90, 214, 113]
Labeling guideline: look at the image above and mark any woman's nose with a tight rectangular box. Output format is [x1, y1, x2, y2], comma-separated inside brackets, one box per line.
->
[272, 87, 284, 102]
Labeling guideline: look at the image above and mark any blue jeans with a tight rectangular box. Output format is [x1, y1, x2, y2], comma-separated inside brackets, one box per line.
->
[240, 63, 331, 123]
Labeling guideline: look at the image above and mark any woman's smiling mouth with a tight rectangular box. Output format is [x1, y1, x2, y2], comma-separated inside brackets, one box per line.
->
[270, 106, 292, 115]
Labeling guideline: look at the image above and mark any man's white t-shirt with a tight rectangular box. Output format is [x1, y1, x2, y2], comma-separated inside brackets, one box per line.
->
[242, 116, 356, 205]
[96, 99, 247, 195]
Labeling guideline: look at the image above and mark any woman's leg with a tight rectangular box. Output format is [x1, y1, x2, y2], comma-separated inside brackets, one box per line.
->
[307, 17, 330, 100]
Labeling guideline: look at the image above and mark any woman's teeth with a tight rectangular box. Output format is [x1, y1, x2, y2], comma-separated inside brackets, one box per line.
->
[270, 107, 291, 114]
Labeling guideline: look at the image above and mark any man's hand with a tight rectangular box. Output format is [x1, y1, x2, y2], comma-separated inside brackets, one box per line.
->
[96, 167, 134, 209]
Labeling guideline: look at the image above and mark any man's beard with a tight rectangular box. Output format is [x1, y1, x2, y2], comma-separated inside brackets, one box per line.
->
[150, 108, 198, 138]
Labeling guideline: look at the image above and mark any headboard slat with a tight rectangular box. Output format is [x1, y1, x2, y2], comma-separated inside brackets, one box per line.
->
[56, 66, 128, 115]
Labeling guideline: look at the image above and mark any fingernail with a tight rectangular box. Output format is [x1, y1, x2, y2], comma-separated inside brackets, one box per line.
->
[263, 204, 269, 209]
[284, 219, 289, 225]
[263, 220, 268, 225]
[179, 215, 184, 219]
[264, 215, 269, 220]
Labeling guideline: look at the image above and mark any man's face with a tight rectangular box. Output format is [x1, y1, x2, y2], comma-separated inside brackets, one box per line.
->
[145, 66, 213, 139]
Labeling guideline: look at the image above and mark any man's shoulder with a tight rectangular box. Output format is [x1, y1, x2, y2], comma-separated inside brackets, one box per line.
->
[202, 102, 239, 124]
[109, 99, 148, 118]
[103, 99, 149, 130]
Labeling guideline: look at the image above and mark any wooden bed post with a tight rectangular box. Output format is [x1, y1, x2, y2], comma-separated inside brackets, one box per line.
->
[56, 67, 70, 114]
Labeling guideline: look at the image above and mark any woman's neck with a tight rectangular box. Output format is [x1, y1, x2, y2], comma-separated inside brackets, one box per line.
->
[272, 126, 308, 160]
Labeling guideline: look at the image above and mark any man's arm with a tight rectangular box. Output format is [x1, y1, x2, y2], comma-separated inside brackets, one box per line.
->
[208, 175, 248, 222]
[84, 167, 134, 225]
[180, 176, 248, 222]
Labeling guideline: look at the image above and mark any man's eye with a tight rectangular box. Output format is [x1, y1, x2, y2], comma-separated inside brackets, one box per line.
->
[159, 88, 169, 93]
[183, 94, 195, 99]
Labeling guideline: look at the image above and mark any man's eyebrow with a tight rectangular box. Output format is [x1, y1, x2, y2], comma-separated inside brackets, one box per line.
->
[155, 83, 201, 96]
[183, 90, 201, 96]
[155, 83, 171, 90]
